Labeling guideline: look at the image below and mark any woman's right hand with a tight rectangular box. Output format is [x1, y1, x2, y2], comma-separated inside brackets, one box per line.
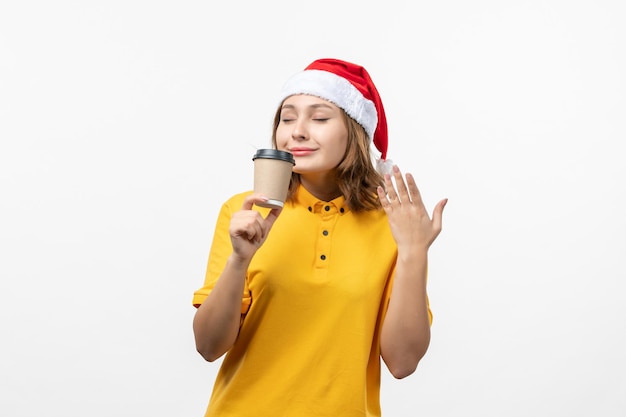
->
[229, 193, 282, 262]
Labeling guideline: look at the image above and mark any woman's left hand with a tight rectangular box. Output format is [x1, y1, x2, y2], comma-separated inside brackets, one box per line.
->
[377, 165, 447, 251]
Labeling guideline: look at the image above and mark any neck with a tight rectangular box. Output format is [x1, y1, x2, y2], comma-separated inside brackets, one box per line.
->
[299, 172, 342, 202]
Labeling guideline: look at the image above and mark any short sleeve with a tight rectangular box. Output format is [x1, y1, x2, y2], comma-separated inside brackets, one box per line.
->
[192, 193, 252, 314]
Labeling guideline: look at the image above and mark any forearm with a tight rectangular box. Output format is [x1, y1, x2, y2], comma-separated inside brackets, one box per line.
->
[193, 255, 250, 362]
[380, 249, 431, 379]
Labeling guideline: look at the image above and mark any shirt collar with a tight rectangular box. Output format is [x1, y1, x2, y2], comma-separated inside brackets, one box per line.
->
[294, 184, 349, 215]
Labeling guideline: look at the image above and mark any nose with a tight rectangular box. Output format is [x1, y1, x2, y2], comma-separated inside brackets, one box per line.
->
[291, 118, 308, 141]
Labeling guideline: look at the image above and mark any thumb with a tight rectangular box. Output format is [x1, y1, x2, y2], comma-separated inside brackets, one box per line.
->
[263, 207, 283, 231]
[431, 198, 448, 231]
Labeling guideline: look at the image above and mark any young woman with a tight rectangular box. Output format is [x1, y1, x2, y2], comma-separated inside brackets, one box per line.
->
[192, 58, 447, 417]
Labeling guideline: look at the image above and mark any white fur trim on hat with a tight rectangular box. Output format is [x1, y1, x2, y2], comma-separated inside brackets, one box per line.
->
[278, 69, 378, 140]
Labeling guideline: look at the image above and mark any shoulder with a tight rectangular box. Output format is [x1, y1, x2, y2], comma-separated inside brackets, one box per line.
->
[354, 206, 389, 223]
[351, 207, 395, 242]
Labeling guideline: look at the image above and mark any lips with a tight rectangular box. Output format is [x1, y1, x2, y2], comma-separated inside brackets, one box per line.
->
[289, 148, 316, 157]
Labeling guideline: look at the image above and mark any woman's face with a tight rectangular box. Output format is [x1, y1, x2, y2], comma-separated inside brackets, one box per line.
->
[275, 94, 348, 176]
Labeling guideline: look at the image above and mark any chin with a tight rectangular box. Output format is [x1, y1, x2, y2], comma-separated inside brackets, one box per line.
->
[292, 163, 317, 174]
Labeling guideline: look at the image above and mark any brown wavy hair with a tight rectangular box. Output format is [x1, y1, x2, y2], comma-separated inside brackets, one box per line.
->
[271, 106, 384, 212]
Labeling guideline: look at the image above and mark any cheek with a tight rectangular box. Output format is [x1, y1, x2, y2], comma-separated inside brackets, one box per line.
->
[274, 127, 289, 148]
[333, 133, 349, 157]
[339, 137, 349, 153]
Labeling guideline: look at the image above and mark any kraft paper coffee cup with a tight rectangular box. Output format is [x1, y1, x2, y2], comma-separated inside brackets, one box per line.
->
[252, 149, 296, 209]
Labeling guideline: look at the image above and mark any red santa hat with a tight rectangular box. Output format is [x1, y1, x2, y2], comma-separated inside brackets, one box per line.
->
[278, 58, 389, 161]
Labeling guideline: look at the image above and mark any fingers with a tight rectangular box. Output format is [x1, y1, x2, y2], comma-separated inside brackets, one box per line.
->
[431, 198, 448, 232]
[404, 173, 423, 206]
[391, 165, 410, 202]
[241, 193, 270, 210]
[243, 193, 283, 235]
[231, 211, 265, 243]
[377, 185, 391, 210]
[379, 165, 448, 241]
[234, 194, 283, 244]
[382, 166, 421, 206]
[382, 173, 398, 203]
[263, 207, 283, 230]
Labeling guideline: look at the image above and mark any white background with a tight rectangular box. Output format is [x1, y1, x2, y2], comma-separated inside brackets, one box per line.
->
[1, 1, 624, 416]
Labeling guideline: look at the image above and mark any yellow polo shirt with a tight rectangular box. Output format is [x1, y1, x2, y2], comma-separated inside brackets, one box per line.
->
[193, 185, 429, 417]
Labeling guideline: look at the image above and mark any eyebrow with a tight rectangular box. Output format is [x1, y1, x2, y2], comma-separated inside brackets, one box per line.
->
[281, 103, 335, 111]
